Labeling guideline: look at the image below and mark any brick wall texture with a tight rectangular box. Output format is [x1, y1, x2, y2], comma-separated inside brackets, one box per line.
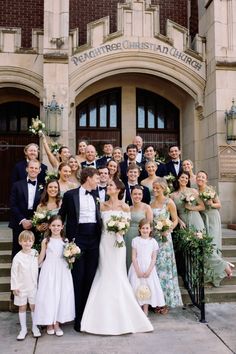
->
[0, 0, 198, 48]
[0, 0, 44, 48]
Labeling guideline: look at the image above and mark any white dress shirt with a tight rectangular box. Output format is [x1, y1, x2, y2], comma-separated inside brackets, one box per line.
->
[27, 178, 37, 210]
[79, 186, 96, 223]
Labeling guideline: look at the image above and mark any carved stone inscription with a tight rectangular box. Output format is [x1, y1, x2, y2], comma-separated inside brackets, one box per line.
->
[219, 146, 236, 181]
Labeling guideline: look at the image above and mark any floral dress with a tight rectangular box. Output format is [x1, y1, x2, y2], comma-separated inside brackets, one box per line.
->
[152, 199, 183, 307]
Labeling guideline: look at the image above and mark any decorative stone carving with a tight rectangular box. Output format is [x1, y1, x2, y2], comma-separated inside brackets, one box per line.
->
[219, 146, 236, 181]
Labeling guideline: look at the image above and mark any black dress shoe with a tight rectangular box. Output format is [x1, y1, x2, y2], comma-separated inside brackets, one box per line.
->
[74, 324, 81, 332]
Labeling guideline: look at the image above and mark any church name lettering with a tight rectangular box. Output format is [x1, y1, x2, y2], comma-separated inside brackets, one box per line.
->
[72, 40, 202, 72]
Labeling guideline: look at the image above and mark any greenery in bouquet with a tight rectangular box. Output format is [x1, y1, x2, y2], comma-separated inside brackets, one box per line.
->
[49, 141, 62, 155]
[29, 116, 46, 135]
[180, 190, 196, 212]
[199, 186, 216, 208]
[45, 170, 58, 183]
[106, 215, 130, 247]
[174, 227, 214, 285]
[31, 210, 51, 227]
[154, 216, 173, 242]
[63, 239, 81, 269]
[164, 173, 175, 193]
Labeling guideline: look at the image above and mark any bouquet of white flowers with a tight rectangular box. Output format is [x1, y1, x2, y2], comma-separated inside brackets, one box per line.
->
[45, 170, 58, 183]
[49, 141, 62, 155]
[31, 211, 50, 227]
[199, 186, 216, 205]
[63, 239, 81, 269]
[29, 116, 46, 135]
[154, 216, 173, 242]
[106, 215, 130, 248]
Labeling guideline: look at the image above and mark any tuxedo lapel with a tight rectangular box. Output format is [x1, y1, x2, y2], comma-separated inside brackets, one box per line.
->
[73, 187, 80, 223]
[22, 180, 28, 206]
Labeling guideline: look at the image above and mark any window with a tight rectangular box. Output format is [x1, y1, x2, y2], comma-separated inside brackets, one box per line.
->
[136, 89, 179, 131]
[0, 102, 39, 133]
[76, 89, 121, 129]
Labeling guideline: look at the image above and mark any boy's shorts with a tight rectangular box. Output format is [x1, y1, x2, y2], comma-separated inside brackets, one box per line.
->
[14, 288, 37, 306]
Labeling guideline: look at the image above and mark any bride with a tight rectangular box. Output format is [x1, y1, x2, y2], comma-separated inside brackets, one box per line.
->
[81, 177, 153, 335]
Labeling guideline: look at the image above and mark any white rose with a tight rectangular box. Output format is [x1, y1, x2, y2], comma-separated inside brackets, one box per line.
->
[64, 250, 71, 257]
[155, 221, 163, 230]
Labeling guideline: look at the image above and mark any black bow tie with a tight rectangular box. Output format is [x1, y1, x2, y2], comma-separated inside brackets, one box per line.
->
[129, 185, 136, 191]
[172, 161, 179, 165]
[86, 162, 95, 167]
[99, 186, 106, 191]
[28, 180, 36, 186]
[138, 150, 142, 154]
[85, 190, 93, 195]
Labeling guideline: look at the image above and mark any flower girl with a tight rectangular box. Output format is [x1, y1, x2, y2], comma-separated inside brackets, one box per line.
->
[34, 215, 75, 336]
[128, 218, 165, 316]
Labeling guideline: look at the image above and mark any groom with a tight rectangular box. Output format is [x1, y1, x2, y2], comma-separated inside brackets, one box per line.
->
[59, 168, 101, 332]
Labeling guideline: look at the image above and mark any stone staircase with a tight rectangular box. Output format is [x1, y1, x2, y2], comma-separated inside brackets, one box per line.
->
[0, 223, 236, 310]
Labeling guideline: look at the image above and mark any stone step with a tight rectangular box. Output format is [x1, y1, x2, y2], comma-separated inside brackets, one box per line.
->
[0, 277, 10, 292]
[222, 235, 236, 246]
[222, 245, 236, 258]
[0, 250, 11, 263]
[181, 285, 236, 304]
[0, 263, 11, 277]
[0, 292, 10, 311]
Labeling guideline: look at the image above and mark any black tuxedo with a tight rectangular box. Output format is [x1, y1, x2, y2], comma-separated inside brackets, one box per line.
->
[119, 160, 143, 184]
[96, 155, 112, 168]
[59, 187, 101, 329]
[124, 183, 151, 206]
[12, 159, 47, 185]
[9, 179, 42, 257]
[81, 161, 97, 169]
[164, 160, 183, 177]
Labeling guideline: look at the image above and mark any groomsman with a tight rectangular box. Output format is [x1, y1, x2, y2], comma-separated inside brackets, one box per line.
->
[59, 168, 101, 332]
[165, 145, 182, 177]
[124, 164, 150, 206]
[12, 143, 47, 185]
[96, 166, 109, 202]
[120, 144, 143, 184]
[141, 144, 166, 179]
[81, 145, 98, 168]
[124, 135, 145, 164]
[9, 160, 42, 258]
[96, 142, 113, 167]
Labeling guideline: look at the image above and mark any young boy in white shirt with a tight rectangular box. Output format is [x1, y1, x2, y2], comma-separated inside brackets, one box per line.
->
[11, 230, 41, 340]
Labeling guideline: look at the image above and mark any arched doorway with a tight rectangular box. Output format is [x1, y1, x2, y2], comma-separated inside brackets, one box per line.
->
[0, 99, 39, 221]
[76, 88, 121, 156]
[136, 88, 180, 158]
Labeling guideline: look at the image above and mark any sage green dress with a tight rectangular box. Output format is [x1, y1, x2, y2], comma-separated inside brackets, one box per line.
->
[125, 210, 145, 270]
[200, 196, 227, 287]
[152, 199, 183, 307]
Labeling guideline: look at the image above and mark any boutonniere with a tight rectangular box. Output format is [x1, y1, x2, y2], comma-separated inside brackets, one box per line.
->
[38, 184, 44, 191]
[96, 197, 100, 205]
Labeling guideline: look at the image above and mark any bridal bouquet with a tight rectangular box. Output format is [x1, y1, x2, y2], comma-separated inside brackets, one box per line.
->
[154, 216, 173, 242]
[29, 116, 46, 135]
[106, 215, 130, 248]
[164, 173, 176, 193]
[180, 190, 196, 212]
[31, 211, 50, 227]
[63, 239, 81, 269]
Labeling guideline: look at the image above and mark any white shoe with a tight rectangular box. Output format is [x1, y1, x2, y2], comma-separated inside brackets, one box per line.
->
[17, 329, 27, 341]
[32, 327, 41, 338]
[47, 329, 55, 335]
[55, 328, 63, 337]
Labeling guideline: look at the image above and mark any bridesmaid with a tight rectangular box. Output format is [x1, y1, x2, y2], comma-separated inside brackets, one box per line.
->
[182, 159, 197, 188]
[58, 163, 77, 197]
[75, 140, 88, 164]
[107, 159, 120, 180]
[125, 185, 153, 270]
[68, 155, 81, 187]
[196, 170, 234, 285]
[112, 146, 124, 163]
[170, 171, 205, 230]
[41, 133, 70, 169]
[36, 179, 62, 233]
[141, 161, 158, 202]
[151, 177, 182, 311]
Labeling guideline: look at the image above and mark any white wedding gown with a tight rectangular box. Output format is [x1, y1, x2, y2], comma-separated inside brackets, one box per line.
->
[81, 210, 153, 335]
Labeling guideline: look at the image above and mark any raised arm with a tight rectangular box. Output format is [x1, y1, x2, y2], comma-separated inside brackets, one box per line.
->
[41, 133, 59, 169]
